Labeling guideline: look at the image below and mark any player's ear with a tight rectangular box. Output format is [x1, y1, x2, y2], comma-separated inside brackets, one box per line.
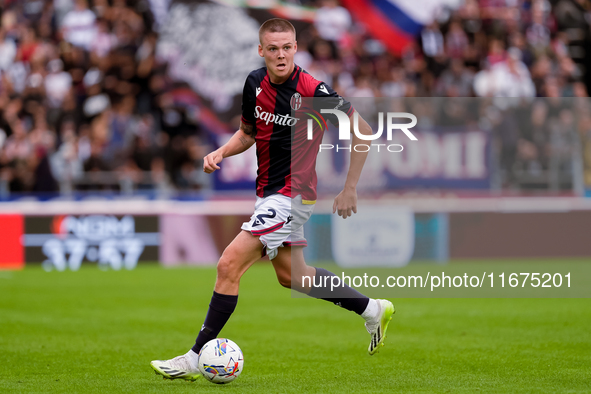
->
[258, 44, 263, 57]
[294, 41, 297, 53]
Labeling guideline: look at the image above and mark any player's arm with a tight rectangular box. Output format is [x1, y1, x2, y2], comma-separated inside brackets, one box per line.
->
[203, 122, 256, 174]
[310, 80, 371, 218]
[332, 112, 373, 219]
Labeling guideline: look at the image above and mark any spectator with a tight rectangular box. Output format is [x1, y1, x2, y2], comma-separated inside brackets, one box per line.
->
[474, 47, 535, 97]
[421, 22, 445, 58]
[0, 29, 17, 72]
[381, 67, 407, 98]
[436, 59, 474, 97]
[486, 38, 505, 66]
[422, 22, 447, 78]
[446, 21, 469, 59]
[60, 0, 97, 51]
[314, 0, 351, 46]
[50, 123, 83, 192]
[91, 19, 117, 59]
[19, 27, 39, 64]
[526, 2, 552, 55]
[44, 59, 72, 109]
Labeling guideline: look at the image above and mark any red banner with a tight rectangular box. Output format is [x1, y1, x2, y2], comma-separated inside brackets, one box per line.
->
[0, 214, 24, 269]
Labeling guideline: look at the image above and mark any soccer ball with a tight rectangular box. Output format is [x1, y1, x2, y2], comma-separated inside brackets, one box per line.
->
[198, 338, 244, 384]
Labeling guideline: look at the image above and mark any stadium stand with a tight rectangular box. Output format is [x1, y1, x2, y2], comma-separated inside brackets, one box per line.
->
[0, 0, 589, 197]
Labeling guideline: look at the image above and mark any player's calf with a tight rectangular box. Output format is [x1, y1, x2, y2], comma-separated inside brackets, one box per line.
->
[276, 272, 292, 288]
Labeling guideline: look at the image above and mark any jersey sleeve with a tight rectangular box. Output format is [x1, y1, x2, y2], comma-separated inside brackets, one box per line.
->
[313, 82, 354, 126]
[241, 73, 257, 126]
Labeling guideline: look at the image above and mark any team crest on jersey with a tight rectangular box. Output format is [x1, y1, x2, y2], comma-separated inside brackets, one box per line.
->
[290, 92, 302, 110]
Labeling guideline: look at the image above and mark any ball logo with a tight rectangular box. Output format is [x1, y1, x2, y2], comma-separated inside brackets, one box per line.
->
[290, 92, 302, 110]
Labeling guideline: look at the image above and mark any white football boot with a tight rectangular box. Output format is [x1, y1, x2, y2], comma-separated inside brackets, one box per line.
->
[150, 352, 201, 381]
[365, 299, 395, 355]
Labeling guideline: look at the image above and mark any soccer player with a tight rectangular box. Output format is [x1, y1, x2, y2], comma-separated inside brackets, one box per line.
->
[151, 18, 395, 380]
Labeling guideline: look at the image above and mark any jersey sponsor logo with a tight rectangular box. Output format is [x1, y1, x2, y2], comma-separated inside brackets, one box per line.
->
[256, 87, 262, 97]
[290, 92, 302, 110]
[318, 84, 329, 95]
[254, 106, 300, 126]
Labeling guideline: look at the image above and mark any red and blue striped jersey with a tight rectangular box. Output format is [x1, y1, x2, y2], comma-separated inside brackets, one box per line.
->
[241, 65, 353, 202]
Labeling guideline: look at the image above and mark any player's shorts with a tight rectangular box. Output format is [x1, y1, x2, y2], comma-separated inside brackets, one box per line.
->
[241, 194, 315, 260]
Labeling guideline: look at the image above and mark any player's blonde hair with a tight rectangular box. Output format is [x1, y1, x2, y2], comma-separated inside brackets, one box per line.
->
[259, 18, 296, 44]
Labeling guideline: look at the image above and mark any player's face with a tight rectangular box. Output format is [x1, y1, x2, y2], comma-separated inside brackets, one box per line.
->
[258, 31, 297, 84]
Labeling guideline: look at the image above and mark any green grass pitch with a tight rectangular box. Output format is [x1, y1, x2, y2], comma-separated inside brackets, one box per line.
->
[1, 262, 590, 393]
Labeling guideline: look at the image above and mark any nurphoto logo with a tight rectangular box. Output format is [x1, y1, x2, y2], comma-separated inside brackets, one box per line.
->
[307, 110, 418, 152]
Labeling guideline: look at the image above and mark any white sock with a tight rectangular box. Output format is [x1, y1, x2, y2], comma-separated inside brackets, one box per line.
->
[185, 349, 200, 368]
[361, 298, 379, 322]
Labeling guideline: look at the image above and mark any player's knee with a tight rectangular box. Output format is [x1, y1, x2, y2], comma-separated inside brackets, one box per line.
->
[217, 252, 240, 284]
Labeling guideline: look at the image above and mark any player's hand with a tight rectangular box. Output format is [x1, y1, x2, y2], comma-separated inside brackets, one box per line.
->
[203, 149, 224, 173]
[332, 187, 358, 219]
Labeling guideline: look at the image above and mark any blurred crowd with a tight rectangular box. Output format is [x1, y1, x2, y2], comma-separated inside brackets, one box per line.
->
[301, 0, 591, 190]
[303, 0, 589, 99]
[0, 0, 208, 195]
[0, 0, 590, 195]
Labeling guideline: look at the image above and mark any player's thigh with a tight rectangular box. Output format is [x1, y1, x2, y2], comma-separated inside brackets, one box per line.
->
[218, 230, 263, 278]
